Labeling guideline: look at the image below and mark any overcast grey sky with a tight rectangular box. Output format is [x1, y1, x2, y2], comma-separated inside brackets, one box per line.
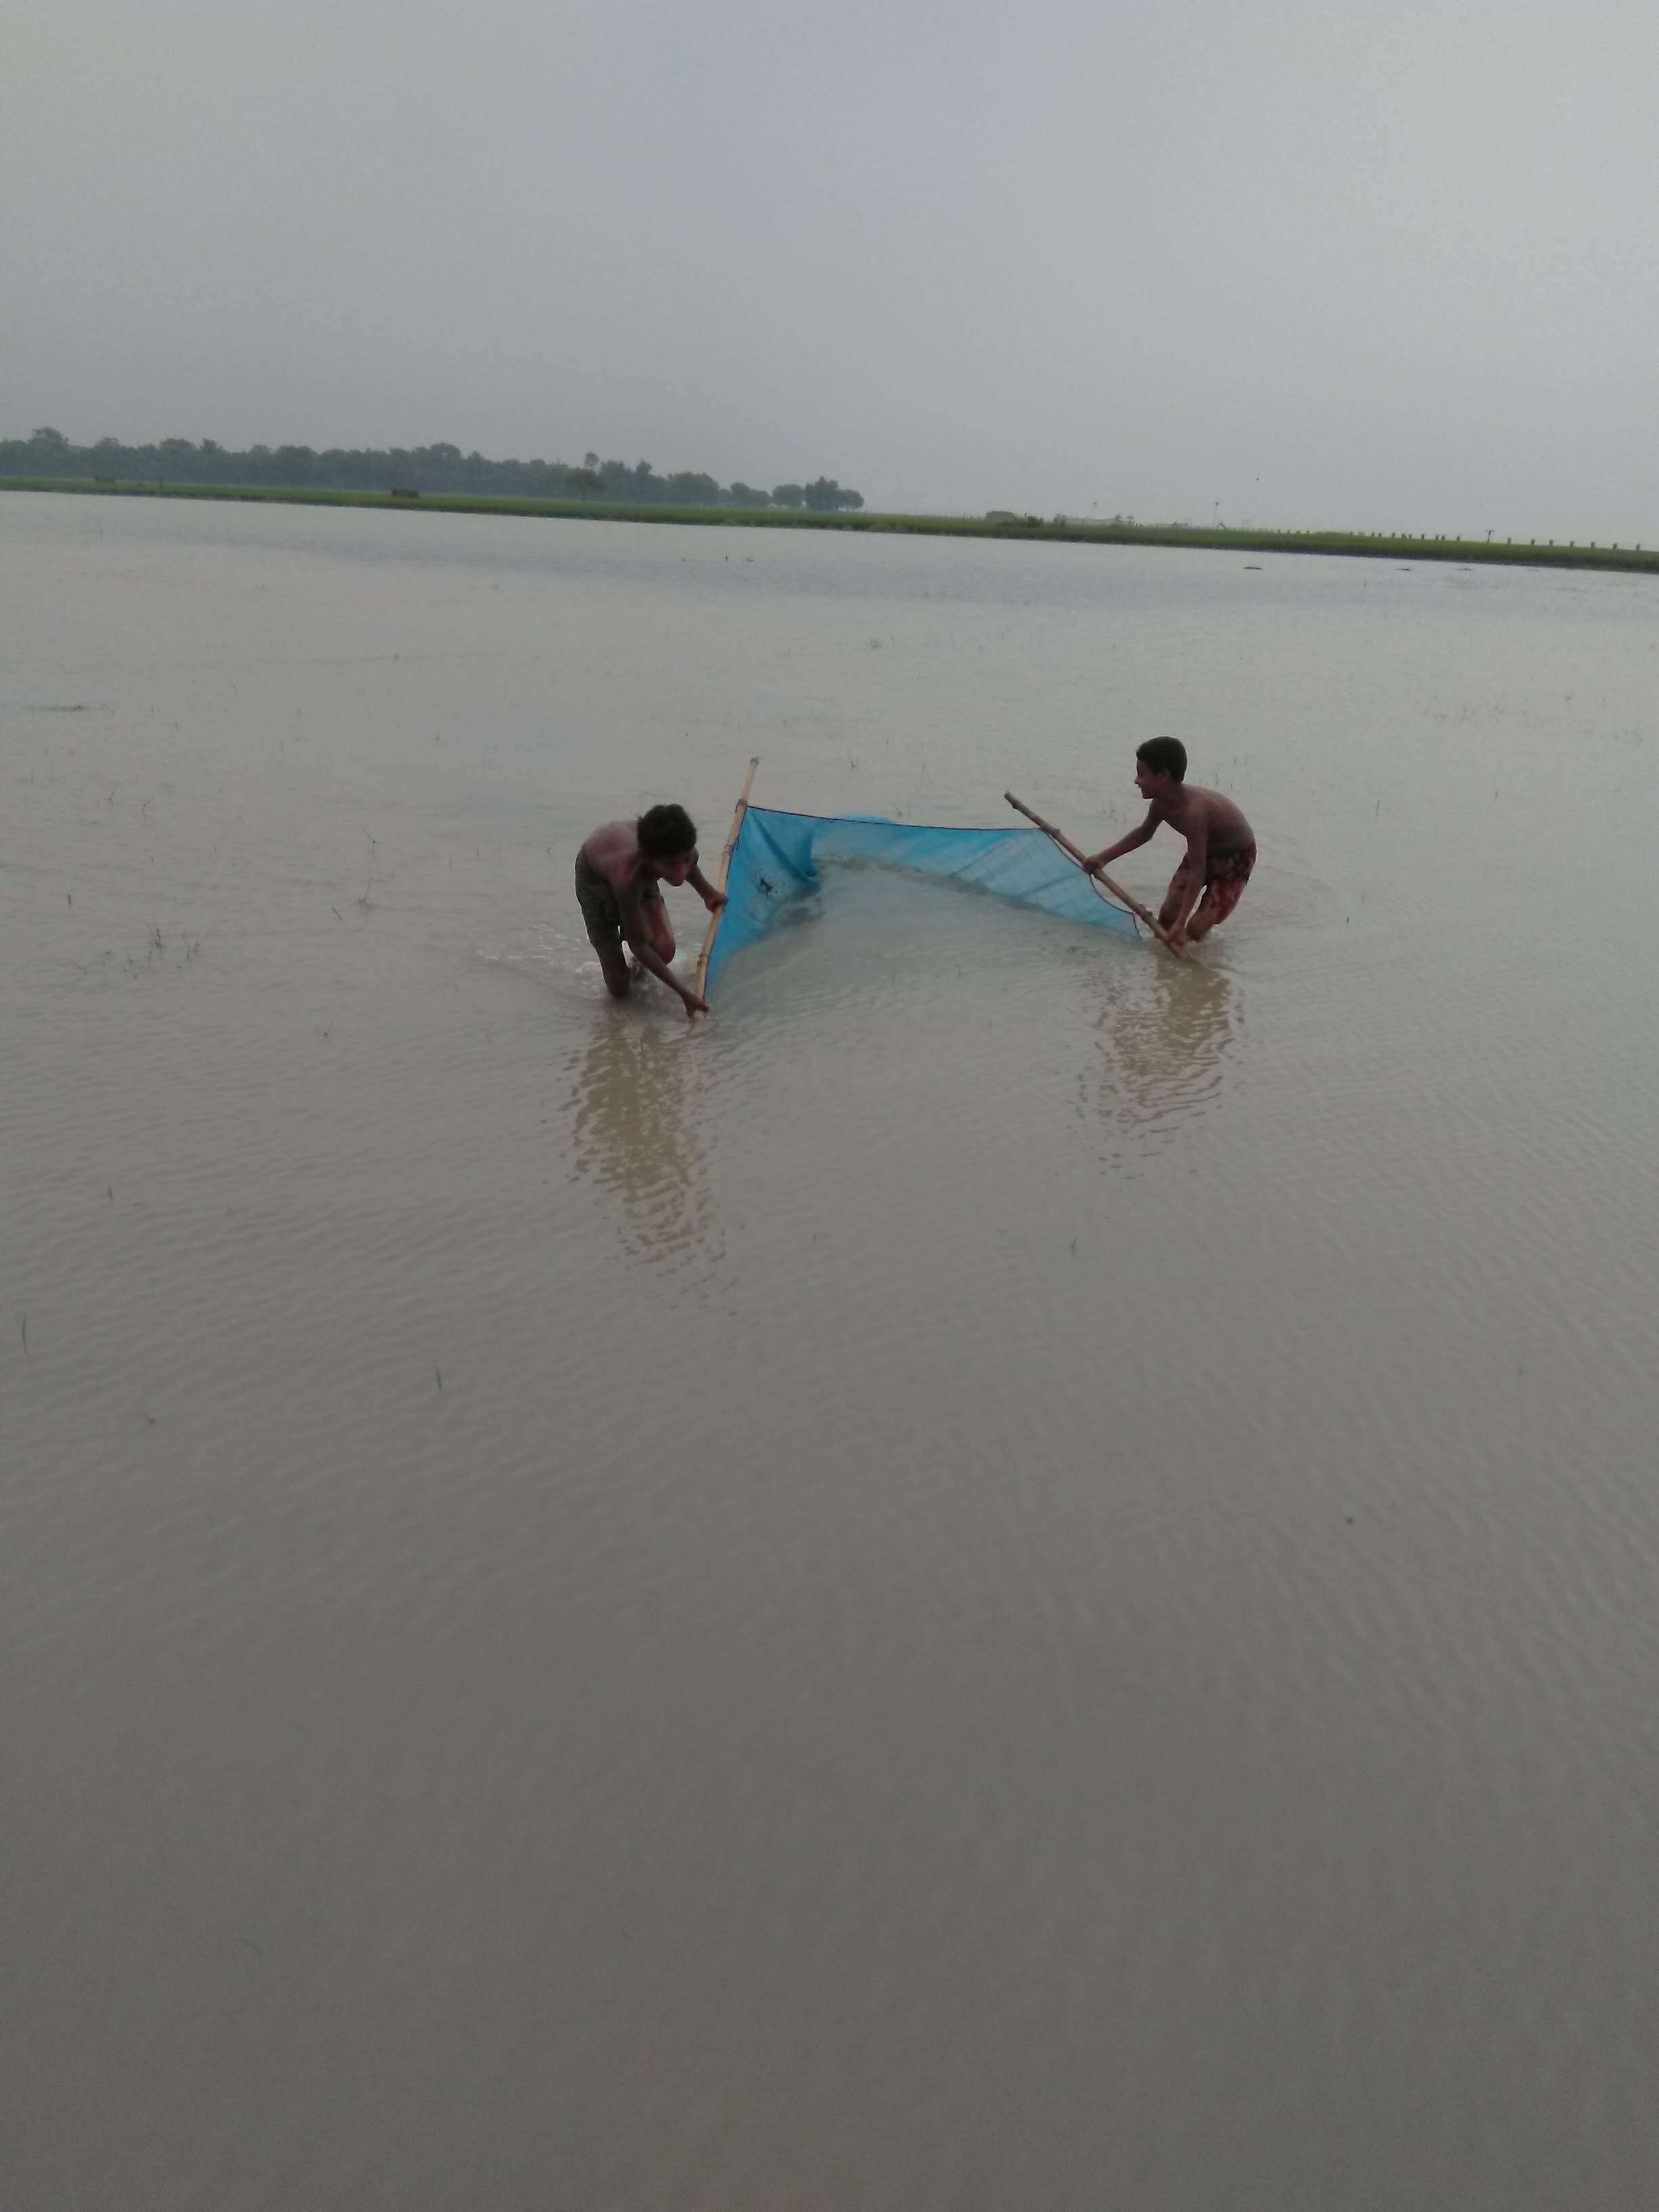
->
[5, 0, 1655, 535]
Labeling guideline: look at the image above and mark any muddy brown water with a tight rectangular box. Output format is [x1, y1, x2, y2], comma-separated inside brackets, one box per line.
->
[4, 492, 1658, 2209]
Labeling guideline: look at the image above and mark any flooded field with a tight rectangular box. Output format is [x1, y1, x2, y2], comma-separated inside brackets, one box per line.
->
[4, 491, 1657, 2210]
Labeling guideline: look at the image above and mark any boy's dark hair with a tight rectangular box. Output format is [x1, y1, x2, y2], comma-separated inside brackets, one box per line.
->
[1136, 735, 1187, 783]
[637, 802, 697, 859]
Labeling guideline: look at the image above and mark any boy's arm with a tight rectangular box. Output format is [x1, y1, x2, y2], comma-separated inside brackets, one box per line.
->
[687, 861, 727, 912]
[618, 888, 708, 1016]
[1082, 808, 1159, 874]
[628, 937, 708, 1016]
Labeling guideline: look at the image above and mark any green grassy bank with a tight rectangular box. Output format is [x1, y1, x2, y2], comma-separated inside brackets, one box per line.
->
[5, 475, 1655, 578]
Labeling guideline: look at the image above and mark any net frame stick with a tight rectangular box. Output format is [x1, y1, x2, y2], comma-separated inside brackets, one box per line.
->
[1004, 790, 1189, 958]
[691, 755, 760, 1014]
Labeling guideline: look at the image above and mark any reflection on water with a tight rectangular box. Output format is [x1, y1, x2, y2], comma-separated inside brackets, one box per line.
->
[1078, 948, 1238, 1162]
[568, 1008, 721, 1271]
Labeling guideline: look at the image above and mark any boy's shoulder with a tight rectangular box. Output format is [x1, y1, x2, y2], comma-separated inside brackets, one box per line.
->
[581, 818, 642, 883]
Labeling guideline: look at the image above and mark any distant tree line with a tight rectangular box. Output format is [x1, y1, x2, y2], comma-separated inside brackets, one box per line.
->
[1, 426, 865, 511]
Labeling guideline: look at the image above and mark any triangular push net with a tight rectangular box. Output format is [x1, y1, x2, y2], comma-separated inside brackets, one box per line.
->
[704, 806, 1142, 996]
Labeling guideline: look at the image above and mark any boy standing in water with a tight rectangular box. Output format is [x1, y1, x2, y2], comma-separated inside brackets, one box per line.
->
[1084, 736, 1256, 947]
[575, 803, 726, 1017]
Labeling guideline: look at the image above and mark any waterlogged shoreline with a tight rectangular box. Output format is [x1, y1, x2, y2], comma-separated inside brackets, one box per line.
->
[5, 473, 1654, 578]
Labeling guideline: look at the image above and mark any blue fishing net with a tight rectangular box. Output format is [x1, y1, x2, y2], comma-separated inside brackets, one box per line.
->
[705, 806, 1142, 996]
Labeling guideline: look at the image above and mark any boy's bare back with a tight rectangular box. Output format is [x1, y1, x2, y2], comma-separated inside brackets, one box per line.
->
[579, 818, 651, 895]
[1151, 782, 1254, 855]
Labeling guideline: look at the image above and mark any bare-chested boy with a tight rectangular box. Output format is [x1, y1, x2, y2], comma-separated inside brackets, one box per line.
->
[1083, 736, 1256, 947]
[575, 803, 726, 1017]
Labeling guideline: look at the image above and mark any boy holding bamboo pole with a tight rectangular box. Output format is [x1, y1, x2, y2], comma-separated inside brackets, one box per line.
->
[1083, 737, 1256, 947]
[575, 804, 726, 1017]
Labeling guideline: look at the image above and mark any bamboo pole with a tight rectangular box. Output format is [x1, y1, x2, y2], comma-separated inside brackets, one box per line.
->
[691, 756, 760, 1015]
[1004, 790, 1189, 958]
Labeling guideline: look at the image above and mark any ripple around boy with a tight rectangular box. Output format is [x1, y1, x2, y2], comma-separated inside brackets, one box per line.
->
[1083, 736, 1256, 947]
[575, 804, 728, 1018]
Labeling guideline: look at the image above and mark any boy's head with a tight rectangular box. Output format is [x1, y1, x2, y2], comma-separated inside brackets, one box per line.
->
[637, 802, 699, 884]
[1134, 735, 1187, 798]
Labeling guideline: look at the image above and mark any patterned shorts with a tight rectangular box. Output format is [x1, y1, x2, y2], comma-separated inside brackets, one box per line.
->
[574, 854, 662, 954]
[1175, 842, 1255, 929]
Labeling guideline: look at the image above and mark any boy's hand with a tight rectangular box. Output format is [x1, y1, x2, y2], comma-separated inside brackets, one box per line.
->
[682, 988, 710, 1019]
[702, 888, 728, 913]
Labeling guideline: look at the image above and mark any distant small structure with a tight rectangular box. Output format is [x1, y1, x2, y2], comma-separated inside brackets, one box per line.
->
[985, 510, 1018, 523]
[390, 486, 421, 499]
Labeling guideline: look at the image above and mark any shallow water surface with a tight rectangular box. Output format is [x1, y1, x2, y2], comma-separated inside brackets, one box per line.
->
[4, 494, 1658, 2209]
